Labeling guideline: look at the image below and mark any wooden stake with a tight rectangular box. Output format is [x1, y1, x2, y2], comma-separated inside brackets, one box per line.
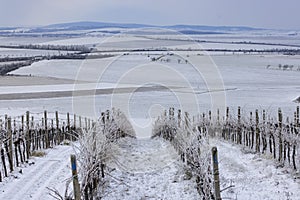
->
[79, 116, 82, 129]
[255, 110, 260, 153]
[74, 114, 76, 130]
[278, 108, 283, 162]
[7, 117, 13, 172]
[70, 155, 81, 200]
[178, 109, 181, 128]
[4, 114, 7, 130]
[44, 110, 49, 148]
[237, 106, 241, 144]
[212, 147, 221, 200]
[297, 106, 299, 127]
[21, 115, 24, 131]
[55, 111, 59, 130]
[85, 117, 87, 130]
[26, 111, 30, 159]
[67, 112, 70, 140]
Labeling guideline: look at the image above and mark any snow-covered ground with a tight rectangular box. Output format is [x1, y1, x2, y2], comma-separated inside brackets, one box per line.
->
[0, 145, 75, 200]
[103, 138, 200, 200]
[211, 139, 300, 200]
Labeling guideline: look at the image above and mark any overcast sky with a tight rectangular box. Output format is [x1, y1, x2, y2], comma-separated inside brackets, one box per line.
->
[0, 0, 299, 29]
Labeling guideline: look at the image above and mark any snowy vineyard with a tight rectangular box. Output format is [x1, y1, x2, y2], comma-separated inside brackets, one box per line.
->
[212, 106, 300, 171]
[1, 106, 299, 199]
[74, 108, 135, 199]
[152, 106, 300, 199]
[0, 108, 135, 185]
[152, 108, 217, 199]
[0, 110, 95, 181]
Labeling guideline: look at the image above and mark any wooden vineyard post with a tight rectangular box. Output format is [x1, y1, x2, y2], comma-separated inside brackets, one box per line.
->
[250, 112, 254, 149]
[0, 119, 2, 180]
[178, 109, 181, 128]
[24, 111, 30, 160]
[85, 117, 87, 131]
[297, 106, 299, 127]
[171, 107, 175, 119]
[225, 107, 229, 140]
[31, 116, 34, 129]
[70, 155, 81, 200]
[255, 110, 260, 153]
[74, 114, 76, 130]
[106, 109, 110, 121]
[67, 112, 70, 140]
[44, 110, 49, 148]
[4, 114, 7, 130]
[293, 110, 297, 170]
[13, 119, 16, 134]
[237, 106, 241, 144]
[14, 119, 19, 167]
[51, 119, 54, 146]
[79, 116, 82, 129]
[4, 114, 8, 151]
[55, 111, 60, 144]
[202, 113, 206, 135]
[208, 110, 213, 136]
[101, 112, 105, 125]
[73, 114, 76, 141]
[55, 111, 59, 129]
[217, 109, 220, 126]
[7, 118, 13, 172]
[184, 112, 189, 131]
[278, 108, 283, 163]
[212, 147, 221, 200]
[262, 110, 267, 153]
[31, 115, 34, 152]
[21, 115, 24, 131]
[1, 146, 7, 177]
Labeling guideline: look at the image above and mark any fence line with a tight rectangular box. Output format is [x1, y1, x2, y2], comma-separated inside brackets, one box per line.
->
[206, 106, 300, 170]
[0, 110, 94, 182]
[152, 106, 299, 199]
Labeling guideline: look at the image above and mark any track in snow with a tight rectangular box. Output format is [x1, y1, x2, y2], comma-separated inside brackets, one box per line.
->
[0, 145, 75, 200]
[102, 138, 200, 200]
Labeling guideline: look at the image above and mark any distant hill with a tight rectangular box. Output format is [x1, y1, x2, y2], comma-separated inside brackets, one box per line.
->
[165, 24, 262, 32]
[44, 21, 153, 30]
[41, 21, 263, 32]
[0, 21, 266, 36]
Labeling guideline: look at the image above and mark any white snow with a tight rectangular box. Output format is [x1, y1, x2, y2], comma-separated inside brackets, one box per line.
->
[102, 138, 200, 200]
[211, 139, 300, 200]
[0, 145, 75, 200]
[0, 82, 137, 95]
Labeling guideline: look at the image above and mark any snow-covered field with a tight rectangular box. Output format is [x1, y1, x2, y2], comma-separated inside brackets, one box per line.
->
[6, 53, 300, 117]
[0, 34, 300, 199]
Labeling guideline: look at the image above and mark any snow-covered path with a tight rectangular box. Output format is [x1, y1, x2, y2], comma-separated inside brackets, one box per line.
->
[212, 139, 300, 200]
[0, 145, 74, 200]
[102, 138, 200, 200]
